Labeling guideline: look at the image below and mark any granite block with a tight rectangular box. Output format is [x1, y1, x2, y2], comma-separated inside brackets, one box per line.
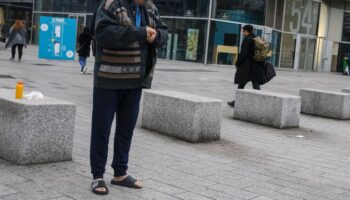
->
[233, 89, 301, 128]
[141, 90, 222, 143]
[300, 89, 350, 119]
[0, 90, 76, 165]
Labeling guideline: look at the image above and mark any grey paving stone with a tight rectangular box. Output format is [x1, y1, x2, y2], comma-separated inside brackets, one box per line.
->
[0, 170, 28, 185]
[0, 185, 17, 197]
[8, 181, 62, 200]
[143, 179, 185, 195]
[208, 184, 259, 199]
[0, 193, 35, 200]
[142, 90, 222, 143]
[252, 197, 275, 200]
[48, 197, 75, 200]
[244, 186, 298, 200]
[0, 90, 76, 165]
[174, 192, 213, 200]
[137, 189, 181, 200]
[0, 46, 350, 200]
[342, 88, 350, 93]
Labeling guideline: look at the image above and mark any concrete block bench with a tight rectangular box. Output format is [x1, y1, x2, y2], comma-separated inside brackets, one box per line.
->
[233, 89, 301, 128]
[300, 89, 350, 119]
[0, 90, 76, 165]
[141, 90, 222, 143]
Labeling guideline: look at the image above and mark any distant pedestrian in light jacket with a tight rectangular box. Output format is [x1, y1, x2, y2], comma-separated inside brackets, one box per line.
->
[77, 27, 92, 74]
[5, 20, 26, 62]
[228, 25, 265, 107]
[89, 0, 168, 195]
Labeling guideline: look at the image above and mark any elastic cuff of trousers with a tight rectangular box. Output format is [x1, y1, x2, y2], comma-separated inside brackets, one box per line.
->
[114, 170, 127, 177]
[93, 174, 104, 180]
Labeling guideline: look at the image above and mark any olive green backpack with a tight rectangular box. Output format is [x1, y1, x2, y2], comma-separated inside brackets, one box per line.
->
[253, 37, 271, 62]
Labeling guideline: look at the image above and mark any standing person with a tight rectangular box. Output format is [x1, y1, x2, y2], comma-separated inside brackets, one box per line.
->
[228, 25, 265, 107]
[5, 20, 26, 62]
[90, 0, 168, 195]
[77, 27, 92, 74]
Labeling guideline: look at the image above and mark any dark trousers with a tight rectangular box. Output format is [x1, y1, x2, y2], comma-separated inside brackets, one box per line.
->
[238, 81, 261, 90]
[90, 87, 142, 179]
[11, 44, 24, 60]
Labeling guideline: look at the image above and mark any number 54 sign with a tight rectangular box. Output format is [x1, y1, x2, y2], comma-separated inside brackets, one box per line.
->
[288, 0, 314, 35]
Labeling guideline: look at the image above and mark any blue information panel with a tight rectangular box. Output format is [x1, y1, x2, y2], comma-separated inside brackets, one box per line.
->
[39, 16, 77, 60]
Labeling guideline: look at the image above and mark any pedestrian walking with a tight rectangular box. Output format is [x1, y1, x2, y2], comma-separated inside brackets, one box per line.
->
[5, 20, 26, 62]
[77, 27, 92, 74]
[228, 25, 266, 107]
[90, 0, 168, 195]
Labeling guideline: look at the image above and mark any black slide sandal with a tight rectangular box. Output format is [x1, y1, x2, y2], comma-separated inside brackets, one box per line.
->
[91, 179, 109, 195]
[111, 176, 143, 189]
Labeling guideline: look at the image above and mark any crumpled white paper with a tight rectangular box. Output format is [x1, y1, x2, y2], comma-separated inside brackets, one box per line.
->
[24, 91, 44, 100]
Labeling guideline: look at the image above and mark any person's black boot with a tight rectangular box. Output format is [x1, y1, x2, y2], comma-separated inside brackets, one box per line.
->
[227, 101, 235, 108]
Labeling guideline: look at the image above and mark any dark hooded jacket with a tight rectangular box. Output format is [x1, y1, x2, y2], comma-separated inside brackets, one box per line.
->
[77, 27, 92, 57]
[235, 33, 265, 85]
[94, 0, 168, 89]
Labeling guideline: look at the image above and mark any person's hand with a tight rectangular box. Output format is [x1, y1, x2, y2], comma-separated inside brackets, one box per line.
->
[146, 26, 157, 43]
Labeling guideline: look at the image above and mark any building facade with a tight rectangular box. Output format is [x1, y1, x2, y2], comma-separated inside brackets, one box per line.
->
[0, 0, 33, 41]
[32, 0, 350, 72]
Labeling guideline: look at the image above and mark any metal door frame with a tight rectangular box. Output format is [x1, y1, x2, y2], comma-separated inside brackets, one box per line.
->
[293, 34, 318, 71]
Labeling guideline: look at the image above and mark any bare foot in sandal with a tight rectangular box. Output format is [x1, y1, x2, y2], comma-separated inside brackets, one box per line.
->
[91, 179, 109, 195]
[111, 175, 143, 189]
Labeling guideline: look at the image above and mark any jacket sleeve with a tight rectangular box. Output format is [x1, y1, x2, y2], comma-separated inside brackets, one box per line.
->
[236, 38, 251, 67]
[95, 4, 147, 49]
[150, 5, 168, 48]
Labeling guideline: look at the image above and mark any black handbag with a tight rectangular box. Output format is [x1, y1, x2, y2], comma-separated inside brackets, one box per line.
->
[261, 61, 276, 85]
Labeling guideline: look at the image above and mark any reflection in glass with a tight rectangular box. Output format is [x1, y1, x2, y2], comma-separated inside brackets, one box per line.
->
[207, 21, 241, 65]
[35, 0, 99, 13]
[280, 33, 296, 69]
[154, 0, 210, 17]
[213, 0, 265, 25]
[158, 18, 207, 63]
[265, 0, 276, 27]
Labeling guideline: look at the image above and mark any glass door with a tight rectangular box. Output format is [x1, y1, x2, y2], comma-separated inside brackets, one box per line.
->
[296, 35, 317, 71]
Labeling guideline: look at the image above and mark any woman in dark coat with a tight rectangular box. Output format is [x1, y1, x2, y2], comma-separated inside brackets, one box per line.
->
[77, 27, 92, 74]
[228, 25, 265, 107]
[5, 20, 26, 62]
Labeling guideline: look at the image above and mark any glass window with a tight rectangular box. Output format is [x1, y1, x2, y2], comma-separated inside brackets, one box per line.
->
[34, 0, 99, 13]
[333, 0, 345, 10]
[158, 18, 207, 63]
[338, 43, 350, 72]
[270, 30, 281, 67]
[0, 3, 32, 39]
[207, 21, 241, 65]
[280, 33, 296, 69]
[265, 0, 276, 28]
[342, 12, 350, 42]
[212, 0, 265, 25]
[284, 0, 320, 35]
[154, 0, 210, 17]
[274, 0, 284, 30]
[346, 0, 350, 11]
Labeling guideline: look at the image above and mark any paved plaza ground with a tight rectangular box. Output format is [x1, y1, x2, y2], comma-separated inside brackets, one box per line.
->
[0, 46, 350, 200]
